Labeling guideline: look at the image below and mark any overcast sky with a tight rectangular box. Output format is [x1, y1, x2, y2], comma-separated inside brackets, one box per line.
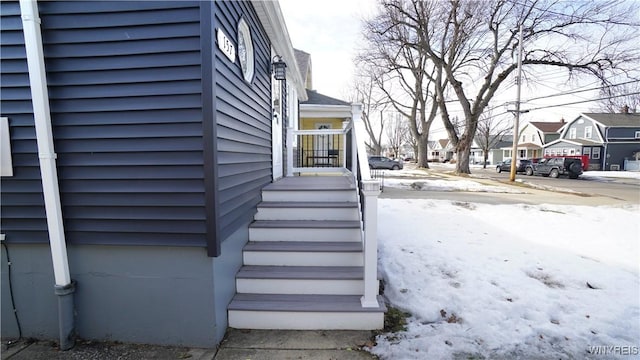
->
[277, 0, 602, 137]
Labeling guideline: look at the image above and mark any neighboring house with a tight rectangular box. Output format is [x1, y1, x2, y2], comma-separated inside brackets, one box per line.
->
[544, 112, 640, 171]
[488, 135, 514, 165]
[295, 48, 352, 169]
[1, 0, 306, 348]
[297, 90, 352, 167]
[516, 120, 567, 159]
[427, 139, 455, 162]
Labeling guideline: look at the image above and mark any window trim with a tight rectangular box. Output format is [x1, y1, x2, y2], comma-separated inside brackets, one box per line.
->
[592, 147, 601, 160]
[584, 126, 592, 139]
[1, 117, 13, 177]
[569, 128, 577, 139]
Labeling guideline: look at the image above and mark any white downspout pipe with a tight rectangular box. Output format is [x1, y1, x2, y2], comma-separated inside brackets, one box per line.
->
[20, 0, 75, 350]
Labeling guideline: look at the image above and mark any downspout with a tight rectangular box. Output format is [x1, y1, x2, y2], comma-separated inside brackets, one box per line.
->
[603, 127, 609, 170]
[19, 0, 76, 350]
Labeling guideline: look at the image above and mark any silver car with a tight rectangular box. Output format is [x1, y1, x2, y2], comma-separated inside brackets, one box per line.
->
[368, 156, 403, 170]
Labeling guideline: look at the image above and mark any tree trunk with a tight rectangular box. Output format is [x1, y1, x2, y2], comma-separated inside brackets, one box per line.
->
[417, 137, 429, 168]
[483, 150, 489, 169]
[455, 140, 472, 174]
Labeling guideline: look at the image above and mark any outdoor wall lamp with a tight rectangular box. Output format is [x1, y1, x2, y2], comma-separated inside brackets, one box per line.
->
[272, 55, 287, 80]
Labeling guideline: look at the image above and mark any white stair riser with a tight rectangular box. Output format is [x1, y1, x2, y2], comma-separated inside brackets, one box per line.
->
[262, 191, 357, 202]
[249, 227, 361, 242]
[236, 278, 364, 295]
[228, 310, 384, 330]
[243, 251, 363, 267]
[254, 207, 359, 221]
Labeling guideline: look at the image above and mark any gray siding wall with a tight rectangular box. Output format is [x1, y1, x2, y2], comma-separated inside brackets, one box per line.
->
[607, 126, 640, 140]
[1, 1, 273, 256]
[1, 0, 274, 346]
[605, 143, 639, 170]
[566, 118, 601, 142]
[212, 1, 272, 250]
[0, 1, 48, 242]
[1, 1, 208, 246]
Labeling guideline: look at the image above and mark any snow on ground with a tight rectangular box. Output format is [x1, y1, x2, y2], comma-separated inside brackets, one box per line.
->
[383, 177, 527, 194]
[581, 171, 640, 181]
[370, 179, 640, 359]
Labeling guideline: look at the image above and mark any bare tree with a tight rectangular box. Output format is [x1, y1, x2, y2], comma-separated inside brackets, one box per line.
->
[359, 1, 440, 168]
[350, 72, 387, 155]
[475, 110, 511, 168]
[596, 81, 640, 113]
[385, 112, 410, 159]
[370, 0, 639, 174]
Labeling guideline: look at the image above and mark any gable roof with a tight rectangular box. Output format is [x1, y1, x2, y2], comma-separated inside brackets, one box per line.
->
[294, 49, 311, 90]
[301, 90, 350, 106]
[438, 139, 449, 149]
[529, 121, 566, 133]
[581, 113, 640, 127]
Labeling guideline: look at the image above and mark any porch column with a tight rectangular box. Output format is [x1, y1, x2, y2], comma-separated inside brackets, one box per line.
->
[361, 179, 381, 308]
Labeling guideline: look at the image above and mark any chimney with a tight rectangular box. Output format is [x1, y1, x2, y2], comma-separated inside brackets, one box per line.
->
[560, 117, 565, 123]
[621, 105, 629, 114]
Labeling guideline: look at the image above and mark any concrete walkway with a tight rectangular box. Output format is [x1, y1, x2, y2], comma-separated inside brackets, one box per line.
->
[214, 329, 377, 360]
[2, 330, 377, 359]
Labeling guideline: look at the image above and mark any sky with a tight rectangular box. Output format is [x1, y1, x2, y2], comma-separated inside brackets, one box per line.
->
[367, 168, 639, 359]
[277, 0, 611, 138]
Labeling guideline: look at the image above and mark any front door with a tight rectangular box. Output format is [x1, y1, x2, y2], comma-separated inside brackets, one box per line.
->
[272, 112, 283, 179]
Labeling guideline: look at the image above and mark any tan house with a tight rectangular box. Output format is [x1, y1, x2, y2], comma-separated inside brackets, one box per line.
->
[502, 120, 566, 160]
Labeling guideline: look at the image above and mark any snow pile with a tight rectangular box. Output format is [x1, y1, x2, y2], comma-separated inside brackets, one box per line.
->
[372, 198, 640, 359]
[581, 171, 640, 181]
[384, 178, 526, 194]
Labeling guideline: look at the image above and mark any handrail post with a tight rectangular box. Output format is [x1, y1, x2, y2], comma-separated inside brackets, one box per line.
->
[286, 124, 294, 176]
[351, 122, 357, 174]
[361, 179, 380, 307]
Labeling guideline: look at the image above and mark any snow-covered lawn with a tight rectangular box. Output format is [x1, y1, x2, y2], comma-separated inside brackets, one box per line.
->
[370, 179, 640, 359]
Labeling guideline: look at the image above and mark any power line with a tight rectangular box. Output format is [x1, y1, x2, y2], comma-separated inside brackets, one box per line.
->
[523, 79, 639, 102]
[525, 91, 640, 112]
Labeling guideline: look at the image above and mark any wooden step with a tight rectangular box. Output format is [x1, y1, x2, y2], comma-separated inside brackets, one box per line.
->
[261, 189, 356, 202]
[249, 220, 361, 242]
[255, 201, 359, 221]
[243, 241, 363, 266]
[228, 294, 386, 330]
[235, 265, 366, 295]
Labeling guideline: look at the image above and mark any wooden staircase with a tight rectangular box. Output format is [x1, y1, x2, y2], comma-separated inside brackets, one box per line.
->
[227, 176, 385, 330]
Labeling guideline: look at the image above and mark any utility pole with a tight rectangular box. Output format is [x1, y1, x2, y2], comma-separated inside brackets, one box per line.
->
[509, 24, 524, 182]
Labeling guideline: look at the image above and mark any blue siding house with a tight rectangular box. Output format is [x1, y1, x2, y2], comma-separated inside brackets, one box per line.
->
[544, 112, 640, 171]
[1, 0, 307, 347]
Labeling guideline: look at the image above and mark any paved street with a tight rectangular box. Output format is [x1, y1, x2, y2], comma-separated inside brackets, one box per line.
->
[379, 163, 640, 206]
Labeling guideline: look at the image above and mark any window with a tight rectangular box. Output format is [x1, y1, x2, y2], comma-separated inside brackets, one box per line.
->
[635, 130, 640, 139]
[531, 134, 536, 142]
[521, 135, 526, 143]
[570, 148, 576, 155]
[584, 126, 592, 139]
[1, 117, 13, 177]
[562, 148, 568, 155]
[544, 149, 551, 156]
[583, 147, 591, 158]
[592, 147, 601, 159]
[569, 128, 577, 139]
[519, 149, 526, 158]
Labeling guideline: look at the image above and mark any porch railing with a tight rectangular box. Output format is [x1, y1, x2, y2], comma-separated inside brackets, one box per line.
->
[286, 104, 381, 308]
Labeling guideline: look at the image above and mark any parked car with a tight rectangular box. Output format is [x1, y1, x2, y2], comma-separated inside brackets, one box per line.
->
[368, 156, 403, 170]
[496, 158, 531, 174]
[526, 157, 583, 179]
